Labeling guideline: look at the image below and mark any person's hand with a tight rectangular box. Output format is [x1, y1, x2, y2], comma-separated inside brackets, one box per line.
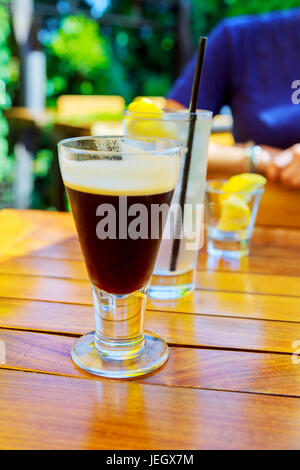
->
[275, 144, 300, 188]
[263, 144, 300, 188]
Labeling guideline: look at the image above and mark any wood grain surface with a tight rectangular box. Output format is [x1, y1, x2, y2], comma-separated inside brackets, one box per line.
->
[0, 209, 300, 450]
[2, 369, 300, 450]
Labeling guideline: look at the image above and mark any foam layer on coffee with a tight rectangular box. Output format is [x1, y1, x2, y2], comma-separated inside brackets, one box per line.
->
[60, 151, 180, 196]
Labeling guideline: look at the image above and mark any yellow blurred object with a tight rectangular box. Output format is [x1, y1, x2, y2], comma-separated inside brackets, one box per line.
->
[133, 96, 166, 110]
[127, 120, 178, 139]
[57, 95, 125, 119]
[127, 98, 162, 115]
[220, 173, 267, 203]
[217, 195, 251, 232]
[125, 98, 177, 139]
[209, 132, 234, 146]
[0, 210, 35, 257]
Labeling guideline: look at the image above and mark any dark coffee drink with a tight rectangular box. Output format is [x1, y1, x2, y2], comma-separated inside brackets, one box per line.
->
[61, 144, 180, 294]
[66, 186, 173, 294]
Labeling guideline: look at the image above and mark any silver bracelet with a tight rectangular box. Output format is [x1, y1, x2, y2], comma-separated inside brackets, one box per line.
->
[245, 142, 262, 173]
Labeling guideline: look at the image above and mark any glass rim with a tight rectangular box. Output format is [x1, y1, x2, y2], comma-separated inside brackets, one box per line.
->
[123, 109, 213, 119]
[205, 179, 265, 196]
[58, 135, 183, 156]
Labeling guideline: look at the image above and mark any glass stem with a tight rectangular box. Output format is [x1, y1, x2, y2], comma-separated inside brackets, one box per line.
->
[92, 283, 149, 360]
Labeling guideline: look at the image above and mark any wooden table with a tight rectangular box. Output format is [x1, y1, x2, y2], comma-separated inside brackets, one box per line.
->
[1, 209, 300, 449]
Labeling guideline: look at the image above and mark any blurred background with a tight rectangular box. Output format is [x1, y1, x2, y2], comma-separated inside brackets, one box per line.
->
[0, 0, 299, 211]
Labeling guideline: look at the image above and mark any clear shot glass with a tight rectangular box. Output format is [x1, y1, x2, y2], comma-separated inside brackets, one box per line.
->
[58, 136, 181, 378]
[205, 180, 264, 258]
[123, 109, 212, 300]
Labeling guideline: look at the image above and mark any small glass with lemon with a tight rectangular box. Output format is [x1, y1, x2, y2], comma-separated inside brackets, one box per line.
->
[205, 174, 266, 258]
[124, 98, 212, 300]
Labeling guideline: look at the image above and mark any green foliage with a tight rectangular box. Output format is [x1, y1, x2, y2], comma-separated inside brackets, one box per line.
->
[43, 1, 177, 105]
[0, 4, 15, 195]
[142, 73, 171, 97]
[33, 149, 53, 178]
[46, 15, 131, 105]
[226, 0, 300, 17]
[49, 15, 109, 75]
[190, 0, 228, 39]
[190, 0, 300, 42]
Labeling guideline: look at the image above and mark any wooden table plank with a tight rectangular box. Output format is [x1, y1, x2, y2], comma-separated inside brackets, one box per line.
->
[198, 253, 300, 277]
[1, 272, 300, 323]
[17, 231, 300, 263]
[0, 256, 88, 279]
[1, 256, 300, 297]
[147, 290, 300, 323]
[0, 210, 76, 259]
[17, 237, 83, 261]
[0, 257, 300, 297]
[2, 208, 300, 281]
[0, 298, 299, 354]
[2, 208, 300, 262]
[196, 271, 300, 297]
[13, 237, 300, 277]
[4, 233, 300, 279]
[1, 328, 300, 397]
[1, 369, 300, 450]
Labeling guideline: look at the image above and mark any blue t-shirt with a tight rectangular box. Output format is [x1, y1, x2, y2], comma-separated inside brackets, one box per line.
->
[168, 9, 300, 148]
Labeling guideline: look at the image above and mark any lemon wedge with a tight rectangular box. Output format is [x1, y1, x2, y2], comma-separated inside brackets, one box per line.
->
[217, 195, 251, 232]
[125, 98, 177, 139]
[220, 173, 266, 203]
[128, 98, 163, 116]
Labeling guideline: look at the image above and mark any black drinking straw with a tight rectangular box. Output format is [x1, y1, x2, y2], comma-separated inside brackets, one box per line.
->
[170, 36, 207, 272]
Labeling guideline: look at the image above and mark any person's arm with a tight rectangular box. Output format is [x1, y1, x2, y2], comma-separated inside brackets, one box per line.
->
[207, 142, 274, 175]
[208, 143, 300, 187]
[165, 98, 186, 110]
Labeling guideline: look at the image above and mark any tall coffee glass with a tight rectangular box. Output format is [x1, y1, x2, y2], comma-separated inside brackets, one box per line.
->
[58, 136, 181, 378]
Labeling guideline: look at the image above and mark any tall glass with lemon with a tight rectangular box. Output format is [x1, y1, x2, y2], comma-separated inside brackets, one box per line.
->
[205, 174, 266, 258]
[124, 99, 212, 300]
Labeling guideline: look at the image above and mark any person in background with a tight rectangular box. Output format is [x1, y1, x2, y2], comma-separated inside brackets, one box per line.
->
[166, 8, 300, 188]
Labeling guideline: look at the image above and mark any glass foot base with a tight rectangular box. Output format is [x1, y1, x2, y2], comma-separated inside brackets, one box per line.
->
[149, 270, 194, 300]
[71, 331, 169, 379]
[207, 238, 249, 259]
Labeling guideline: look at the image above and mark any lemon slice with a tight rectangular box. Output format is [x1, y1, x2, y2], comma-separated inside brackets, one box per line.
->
[217, 195, 251, 232]
[220, 173, 266, 203]
[125, 98, 177, 139]
[128, 98, 163, 116]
